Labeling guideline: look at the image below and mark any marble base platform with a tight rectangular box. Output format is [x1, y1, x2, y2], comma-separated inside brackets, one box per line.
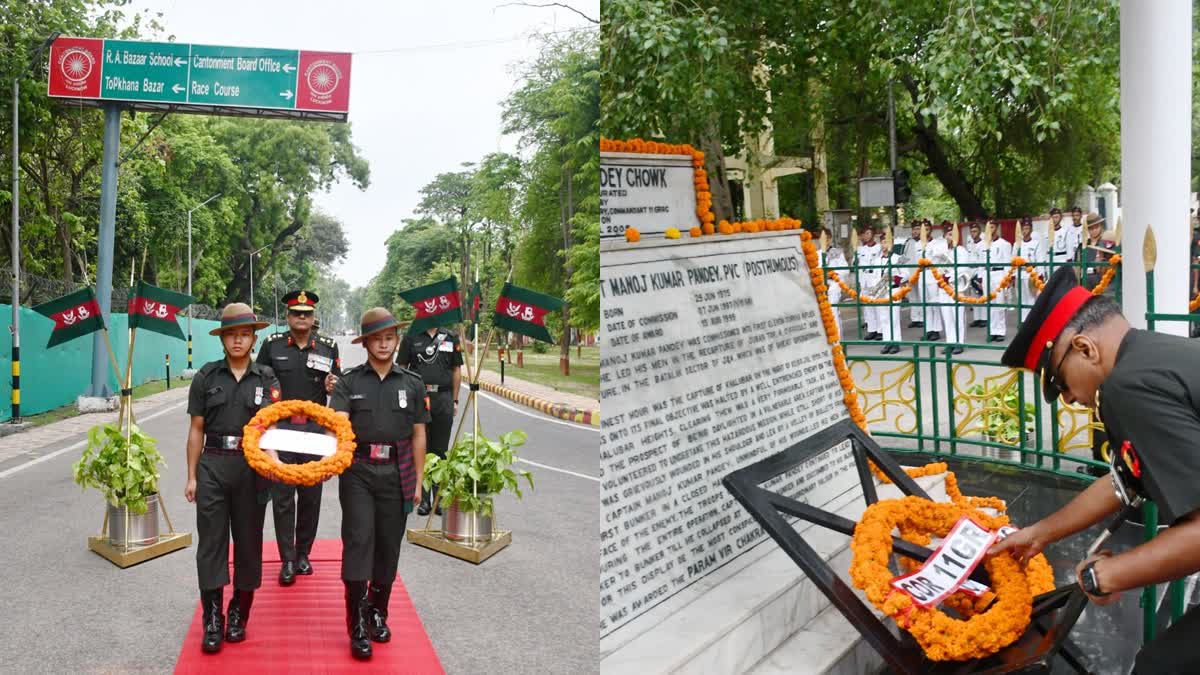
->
[600, 473, 948, 675]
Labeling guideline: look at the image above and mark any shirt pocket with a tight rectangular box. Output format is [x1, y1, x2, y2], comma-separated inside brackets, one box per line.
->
[204, 386, 227, 412]
[349, 395, 373, 413]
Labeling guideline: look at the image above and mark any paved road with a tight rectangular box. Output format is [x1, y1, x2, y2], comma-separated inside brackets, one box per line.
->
[0, 335, 598, 674]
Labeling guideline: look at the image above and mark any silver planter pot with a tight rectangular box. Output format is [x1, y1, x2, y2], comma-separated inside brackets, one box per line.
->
[107, 493, 160, 548]
[441, 497, 494, 543]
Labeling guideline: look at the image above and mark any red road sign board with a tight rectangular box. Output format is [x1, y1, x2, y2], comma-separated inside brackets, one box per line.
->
[47, 36, 352, 119]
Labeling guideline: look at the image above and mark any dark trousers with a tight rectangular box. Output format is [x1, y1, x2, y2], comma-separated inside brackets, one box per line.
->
[195, 453, 267, 591]
[339, 461, 409, 582]
[1134, 604, 1200, 673]
[271, 450, 323, 561]
[427, 390, 454, 457]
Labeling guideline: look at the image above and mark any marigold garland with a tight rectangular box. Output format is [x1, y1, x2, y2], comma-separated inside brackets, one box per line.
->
[625, 227, 640, 243]
[243, 400, 356, 487]
[689, 226, 703, 238]
[665, 227, 681, 239]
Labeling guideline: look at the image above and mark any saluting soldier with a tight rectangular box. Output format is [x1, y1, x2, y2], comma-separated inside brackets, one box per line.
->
[397, 320, 464, 515]
[255, 290, 341, 584]
[991, 266, 1200, 673]
[185, 303, 280, 654]
[330, 307, 431, 660]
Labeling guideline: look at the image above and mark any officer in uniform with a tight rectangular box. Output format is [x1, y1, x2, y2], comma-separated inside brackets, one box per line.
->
[255, 290, 341, 584]
[397, 321, 464, 515]
[330, 307, 430, 660]
[991, 266, 1200, 673]
[185, 303, 280, 653]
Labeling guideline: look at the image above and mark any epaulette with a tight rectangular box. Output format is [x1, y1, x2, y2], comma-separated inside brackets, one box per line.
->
[317, 335, 337, 348]
[265, 332, 286, 342]
[197, 361, 220, 377]
[398, 366, 422, 380]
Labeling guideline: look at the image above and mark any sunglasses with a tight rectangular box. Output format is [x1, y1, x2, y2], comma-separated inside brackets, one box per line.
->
[1043, 334, 1079, 399]
[288, 310, 313, 318]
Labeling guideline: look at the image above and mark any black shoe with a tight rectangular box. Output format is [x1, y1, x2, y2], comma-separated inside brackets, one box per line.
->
[368, 583, 393, 643]
[279, 560, 296, 586]
[345, 580, 373, 660]
[974, 320, 988, 327]
[200, 589, 224, 654]
[943, 346, 963, 356]
[868, 332, 883, 341]
[908, 321, 924, 328]
[928, 331, 941, 341]
[988, 335, 1005, 343]
[297, 554, 313, 576]
[417, 489, 432, 516]
[225, 590, 253, 643]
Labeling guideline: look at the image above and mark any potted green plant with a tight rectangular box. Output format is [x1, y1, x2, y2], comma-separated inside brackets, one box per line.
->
[966, 383, 1036, 459]
[423, 430, 534, 543]
[72, 423, 166, 548]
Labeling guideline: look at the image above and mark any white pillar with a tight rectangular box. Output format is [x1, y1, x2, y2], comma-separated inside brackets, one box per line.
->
[1120, 1, 1192, 335]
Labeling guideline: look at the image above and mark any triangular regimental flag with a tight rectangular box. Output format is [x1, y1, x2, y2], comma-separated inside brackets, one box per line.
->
[493, 282, 565, 344]
[398, 277, 463, 334]
[32, 287, 105, 348]
[128, 280, 194, 340]
[465, 281, 483, 323]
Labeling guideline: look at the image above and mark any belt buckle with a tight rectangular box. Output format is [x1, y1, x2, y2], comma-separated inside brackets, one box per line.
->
[369, 444, 391, 460]
[221, 436, 240, 450]
[426, 384, 438, 392]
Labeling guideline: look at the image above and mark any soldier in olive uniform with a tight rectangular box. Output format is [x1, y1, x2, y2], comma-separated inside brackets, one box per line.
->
[185, 303, 281, 653]
[330, 307, 430, 660]
[255, 290, 341, 584]
[397, 324, 463, 515]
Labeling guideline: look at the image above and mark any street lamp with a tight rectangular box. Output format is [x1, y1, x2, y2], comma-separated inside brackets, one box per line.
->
[10, 31, 60, 423]
[248, 244, 270, 313]
[185, 192, 221, 373]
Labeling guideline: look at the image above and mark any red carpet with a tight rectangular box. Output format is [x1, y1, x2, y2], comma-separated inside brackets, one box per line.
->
[175, 539, 443, 674]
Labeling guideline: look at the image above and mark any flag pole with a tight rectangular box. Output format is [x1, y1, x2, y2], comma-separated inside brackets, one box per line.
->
[122, 265, 135, 552]
[449, 268, 510, 448]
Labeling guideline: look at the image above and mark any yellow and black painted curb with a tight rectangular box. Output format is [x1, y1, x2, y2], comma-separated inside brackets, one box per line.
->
[477, 379, 600, 427]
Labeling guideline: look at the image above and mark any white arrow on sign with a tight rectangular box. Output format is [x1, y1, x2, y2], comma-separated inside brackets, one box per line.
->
[282, 64, 296, 73]
[280, 90, 294, 100]
[174, 57, 186, 67]
[172, 83, 184, 94]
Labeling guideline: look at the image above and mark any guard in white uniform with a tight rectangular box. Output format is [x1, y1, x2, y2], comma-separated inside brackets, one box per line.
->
[818, 228, 846, 328]
[903, 222, 925, 328]
[1050, 207, 1079, 273]
[926, 221, 965, 354]
[964, 222, 987, 327]
[982, 221, 1013, 342]
[1015, 217, 1047, 322]
[914, 220, 943, 340]
[854, 225, 902, 354]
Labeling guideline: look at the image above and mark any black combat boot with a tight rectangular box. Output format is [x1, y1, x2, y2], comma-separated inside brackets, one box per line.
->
[225, 589, 254, 642]
[368, 583, 393, 642]
[200, 588, 224, 653]
[345, 580, 373, 659]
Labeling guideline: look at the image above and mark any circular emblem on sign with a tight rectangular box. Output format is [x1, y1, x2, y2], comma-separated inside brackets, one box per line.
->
[58, 47, 96, 92]
[304, 60, 341, 104]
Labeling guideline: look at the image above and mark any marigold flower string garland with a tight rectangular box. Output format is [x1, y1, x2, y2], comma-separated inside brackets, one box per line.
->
[243, 400, 356, 487]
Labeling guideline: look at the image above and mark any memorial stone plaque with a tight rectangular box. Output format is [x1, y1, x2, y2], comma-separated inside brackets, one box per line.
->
[600, 232, 854, 637]
[600, 152, 700, 240]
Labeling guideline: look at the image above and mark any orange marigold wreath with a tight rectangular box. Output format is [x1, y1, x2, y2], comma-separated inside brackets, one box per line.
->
[849, 497, 1056, 661]
[243, 400, 356, 487]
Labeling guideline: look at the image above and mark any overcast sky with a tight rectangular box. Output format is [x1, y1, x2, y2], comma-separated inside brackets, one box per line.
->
[130, 0, 598, 288]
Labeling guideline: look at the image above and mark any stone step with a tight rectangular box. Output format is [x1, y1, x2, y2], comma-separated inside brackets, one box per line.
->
[600, 474, 946, 675]
[747, 603, 887, 675]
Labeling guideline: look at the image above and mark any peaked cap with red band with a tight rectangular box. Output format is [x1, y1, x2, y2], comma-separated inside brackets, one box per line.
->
[282, 289, 319, 312]
[1000, 266, 1095, 403]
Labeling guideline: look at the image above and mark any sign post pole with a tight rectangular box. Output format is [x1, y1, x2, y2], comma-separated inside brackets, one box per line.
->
[89, 102, 122, 397]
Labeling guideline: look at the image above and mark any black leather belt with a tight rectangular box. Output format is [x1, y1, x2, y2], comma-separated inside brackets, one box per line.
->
[425, 384, 451, 392]
[203, 434, 243, 455]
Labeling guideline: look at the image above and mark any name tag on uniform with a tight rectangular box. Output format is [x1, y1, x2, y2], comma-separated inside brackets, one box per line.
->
[272, 355, 288, 361]
[349, 394, 365, 400]
[438, 341, 454, 352]
[307, 354, 333, 373]
[398, 391, 408, 409]
[254, 387, 263, 405]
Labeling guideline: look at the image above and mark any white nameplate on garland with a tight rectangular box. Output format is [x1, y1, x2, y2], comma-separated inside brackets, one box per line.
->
[891, 516, 999, 608]
[258, 429, 337, 457]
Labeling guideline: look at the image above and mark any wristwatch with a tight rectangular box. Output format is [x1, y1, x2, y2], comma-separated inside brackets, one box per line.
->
[1081, 561, 1109, 597]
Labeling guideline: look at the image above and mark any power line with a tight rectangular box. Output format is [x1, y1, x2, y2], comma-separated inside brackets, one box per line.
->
[352, 26, 593, 56]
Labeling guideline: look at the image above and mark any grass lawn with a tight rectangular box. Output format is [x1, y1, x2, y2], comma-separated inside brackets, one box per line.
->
[480, 346, 599, 402]
[21, 377, 182, 428]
